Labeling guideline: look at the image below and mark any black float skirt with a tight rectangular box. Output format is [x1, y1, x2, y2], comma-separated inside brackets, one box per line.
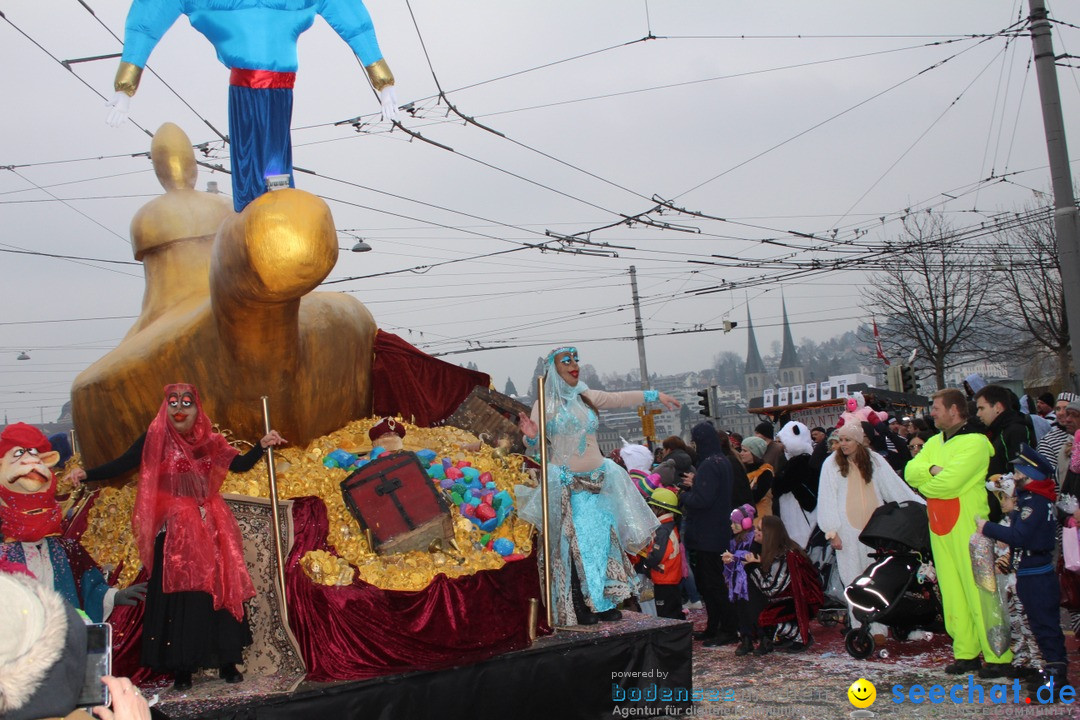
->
[141, 531, 253, 672]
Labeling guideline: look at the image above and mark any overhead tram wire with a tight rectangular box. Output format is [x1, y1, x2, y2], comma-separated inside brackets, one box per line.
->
[6, 13, 1054, 289]
[0, 248, 138, 266]
[358, 6, 1001, 232]
[9, 19, 1028, 263]
[415, 207, 1054, 349]
[73, 0, 228, 142]
[987, 7, 1025, 180]
[670, 20, 1027, 203]
[0, 169, 155, 197]
[472, 37, 1009, 121]
[427, 312, 869, 359]
[829, 39, 1013, 233]
[1, 10, 227, 180]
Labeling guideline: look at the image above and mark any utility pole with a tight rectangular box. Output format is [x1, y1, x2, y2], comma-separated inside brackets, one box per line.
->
[629, 265, 661, 447]
[1028, 0, 1080, 391]
[629, 266, 650, 391]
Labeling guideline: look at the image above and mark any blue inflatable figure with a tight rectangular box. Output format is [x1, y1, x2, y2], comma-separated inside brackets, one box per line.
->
[107, 0, 400, 212]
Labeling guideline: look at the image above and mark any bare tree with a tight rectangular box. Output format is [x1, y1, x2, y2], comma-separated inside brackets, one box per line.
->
[990, 203, 1073, 389]
[860, 212, 994, 390]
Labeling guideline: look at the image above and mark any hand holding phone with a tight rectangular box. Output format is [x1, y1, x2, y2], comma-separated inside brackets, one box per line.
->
[92, 676, 152, 720]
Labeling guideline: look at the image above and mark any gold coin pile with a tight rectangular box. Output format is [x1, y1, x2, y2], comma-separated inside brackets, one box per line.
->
[77, 417, 533, 592]
[79, 484, 142, 588]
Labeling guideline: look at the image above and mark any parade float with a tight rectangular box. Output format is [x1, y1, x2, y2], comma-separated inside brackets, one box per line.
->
[31, 2, 691, 715]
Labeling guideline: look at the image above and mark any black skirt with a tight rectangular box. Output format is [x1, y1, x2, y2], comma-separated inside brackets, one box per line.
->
[141, 530, 252, 672]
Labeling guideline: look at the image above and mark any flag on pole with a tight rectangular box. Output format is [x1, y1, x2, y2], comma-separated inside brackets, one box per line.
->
[873, 318, 891, 366]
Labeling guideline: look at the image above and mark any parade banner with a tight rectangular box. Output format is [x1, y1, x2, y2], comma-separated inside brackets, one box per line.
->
[819, 381, 832, 400]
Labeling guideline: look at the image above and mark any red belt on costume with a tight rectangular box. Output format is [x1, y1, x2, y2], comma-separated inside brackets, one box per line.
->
[229, 68, 296, 89]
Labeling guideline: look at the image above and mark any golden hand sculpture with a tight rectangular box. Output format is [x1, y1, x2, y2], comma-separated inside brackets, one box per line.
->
[71, 123, 376, 468]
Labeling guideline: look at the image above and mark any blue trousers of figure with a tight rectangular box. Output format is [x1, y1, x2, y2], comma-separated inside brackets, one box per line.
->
[1016, 569, 1067, 668]
[227, 82, 294, 212]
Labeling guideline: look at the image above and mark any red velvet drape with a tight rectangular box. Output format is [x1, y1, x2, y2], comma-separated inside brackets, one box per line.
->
[286, 496, 549, 681]
[67, 491, 550, 683]
[372, 330, 490, 427]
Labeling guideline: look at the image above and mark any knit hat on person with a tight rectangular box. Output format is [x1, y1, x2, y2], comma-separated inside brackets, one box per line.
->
[652, 460, 677, 488]
[0, 573, 87, 720]
[741, 436, 768, 460]
[836, 421, 869, 445]
[1039, 392, 1056, 407]
[1068, 400, 1080, 414]
[630, 469, 661, 499]
[730, 503, 756, 530]
[620, 443, 654, 474]
[1058, 392, 1078, 403]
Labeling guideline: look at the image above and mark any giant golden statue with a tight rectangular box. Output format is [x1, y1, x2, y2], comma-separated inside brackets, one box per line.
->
[71, 123, 376, 467]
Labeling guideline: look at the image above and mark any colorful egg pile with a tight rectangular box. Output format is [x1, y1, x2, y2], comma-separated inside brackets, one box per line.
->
[426, 456, 516, 556]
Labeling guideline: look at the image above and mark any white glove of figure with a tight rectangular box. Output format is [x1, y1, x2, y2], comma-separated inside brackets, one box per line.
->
[114, 582, 148, 606]
[378, 85, 399, 123]
[106, 92, 132, 127]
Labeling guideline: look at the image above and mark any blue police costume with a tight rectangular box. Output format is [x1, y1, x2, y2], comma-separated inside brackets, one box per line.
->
[980, 444, 1068, 685]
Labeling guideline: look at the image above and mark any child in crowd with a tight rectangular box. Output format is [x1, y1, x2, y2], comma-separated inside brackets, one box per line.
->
[634, 488, 685, 619]
[978, 444, 1067, 692]
[746, 515, 823, 655]
[985, 474, 1043, 680]
[723, 504, 762, 655]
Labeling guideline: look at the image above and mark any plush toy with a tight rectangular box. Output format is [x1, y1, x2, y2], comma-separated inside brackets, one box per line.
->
[836, 391, 887, 430]
[0, 423, 145, 622]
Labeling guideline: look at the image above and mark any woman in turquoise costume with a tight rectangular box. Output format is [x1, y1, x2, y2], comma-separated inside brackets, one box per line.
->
[518, 347, 680, 626]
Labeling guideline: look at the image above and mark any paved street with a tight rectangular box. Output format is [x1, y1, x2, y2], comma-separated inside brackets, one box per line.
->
[680, 609, 1080, 720]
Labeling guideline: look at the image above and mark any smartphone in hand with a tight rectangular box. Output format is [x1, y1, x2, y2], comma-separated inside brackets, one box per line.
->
[77, 623, 112, 708]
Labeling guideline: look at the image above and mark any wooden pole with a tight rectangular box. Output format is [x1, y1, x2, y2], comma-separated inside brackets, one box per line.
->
[260, 396, 289, 623]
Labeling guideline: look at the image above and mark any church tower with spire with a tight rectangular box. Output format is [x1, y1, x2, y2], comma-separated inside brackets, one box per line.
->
[744, 307, 770, 403]
[777, 297, 804, 388]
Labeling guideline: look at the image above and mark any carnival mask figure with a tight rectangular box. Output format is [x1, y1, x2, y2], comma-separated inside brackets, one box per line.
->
[0, 423, 145, 622]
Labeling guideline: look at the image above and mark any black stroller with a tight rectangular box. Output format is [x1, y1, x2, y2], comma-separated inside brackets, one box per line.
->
[843, 501, 943, 659]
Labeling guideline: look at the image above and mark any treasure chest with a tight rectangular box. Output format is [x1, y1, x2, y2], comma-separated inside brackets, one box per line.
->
[340, 451, 454, 556]
[442, 385, 530, 455]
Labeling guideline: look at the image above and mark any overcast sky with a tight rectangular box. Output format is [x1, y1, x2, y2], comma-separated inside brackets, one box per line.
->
[1, 0, 1077, 423]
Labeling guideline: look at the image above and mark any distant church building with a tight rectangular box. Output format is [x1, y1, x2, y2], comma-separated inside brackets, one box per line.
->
[744, 297, 805, 405]
[744, 309, 770, 403]
[777, 298, 804, 388]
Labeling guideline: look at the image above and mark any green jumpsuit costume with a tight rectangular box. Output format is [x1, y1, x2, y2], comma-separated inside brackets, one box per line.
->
[905, 424, 1013, 665]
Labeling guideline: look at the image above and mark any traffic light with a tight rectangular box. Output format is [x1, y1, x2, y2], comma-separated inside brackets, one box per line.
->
[886, 365, 903, 392]
[900, 365, 918, 394]
[722, 320, 738, 333]
[697, 388, 712, 417]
